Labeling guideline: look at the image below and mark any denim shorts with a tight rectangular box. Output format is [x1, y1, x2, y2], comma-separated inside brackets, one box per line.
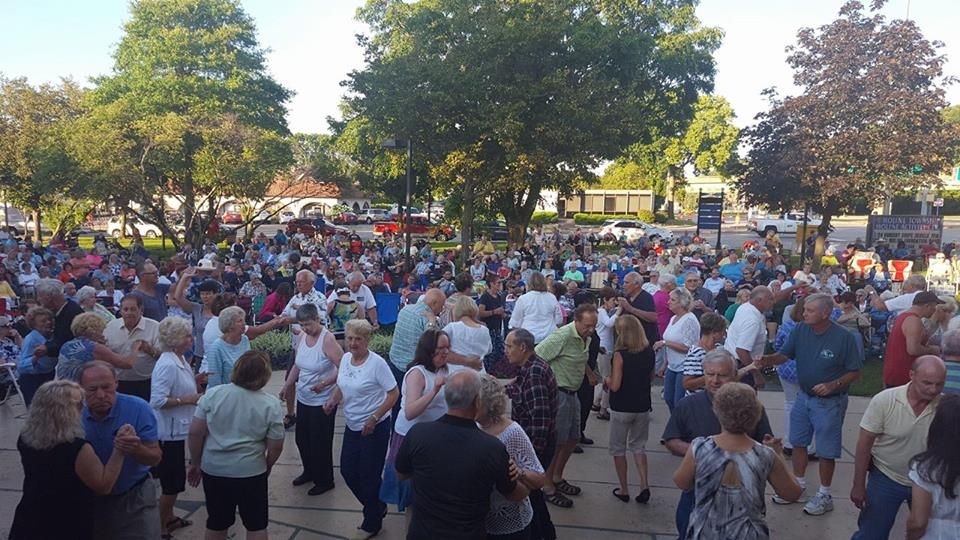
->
[555, 390, 581, 444]
[789, 391, 848, 460]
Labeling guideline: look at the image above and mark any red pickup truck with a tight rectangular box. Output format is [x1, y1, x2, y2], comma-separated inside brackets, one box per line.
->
[373, 216, 456, 241]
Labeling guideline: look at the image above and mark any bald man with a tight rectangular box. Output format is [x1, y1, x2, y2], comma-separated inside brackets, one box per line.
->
[850, 355, 946, 539]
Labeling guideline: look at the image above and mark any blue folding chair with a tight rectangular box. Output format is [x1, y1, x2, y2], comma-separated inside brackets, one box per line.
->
[376, 292, 402, 326]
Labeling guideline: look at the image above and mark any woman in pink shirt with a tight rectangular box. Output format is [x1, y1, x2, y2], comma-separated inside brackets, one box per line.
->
[654, 273, 677, 336]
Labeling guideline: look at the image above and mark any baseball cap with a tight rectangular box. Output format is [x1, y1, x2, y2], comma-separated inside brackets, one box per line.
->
[913, 291, 945, 306]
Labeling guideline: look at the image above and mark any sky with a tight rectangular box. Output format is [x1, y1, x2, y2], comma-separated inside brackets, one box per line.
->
[1, 0, 958, 134]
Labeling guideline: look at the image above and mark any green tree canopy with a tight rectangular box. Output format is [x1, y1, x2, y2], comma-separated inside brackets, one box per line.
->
[736, 1, 958, 262]
[342, 0, 721, 254]
[0, 76, 92, 239]
[76, 0, 293, 246]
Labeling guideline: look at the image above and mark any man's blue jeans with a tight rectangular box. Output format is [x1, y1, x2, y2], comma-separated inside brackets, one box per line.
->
[676, 488, 695, 539]
[851, 466, 911, 540]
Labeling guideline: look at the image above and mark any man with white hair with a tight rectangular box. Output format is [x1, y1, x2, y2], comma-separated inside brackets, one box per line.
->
[34, 278, 84, 368]
[723, 286, 775, 386]
[328, 271, 378, 330]
[869, 274, 927, 313]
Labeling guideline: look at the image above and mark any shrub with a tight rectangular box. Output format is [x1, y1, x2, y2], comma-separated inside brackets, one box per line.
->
[371, 202, 393, 210]
[530, 211, 558, 224]
[250, 330, 292, 356]
[654, 211, 668, 223]
[369, 331, 394, 358]
[636, 210, 655, 223]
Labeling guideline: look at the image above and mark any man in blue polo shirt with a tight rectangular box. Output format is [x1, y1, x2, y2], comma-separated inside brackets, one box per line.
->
[80, 361, 163, 540]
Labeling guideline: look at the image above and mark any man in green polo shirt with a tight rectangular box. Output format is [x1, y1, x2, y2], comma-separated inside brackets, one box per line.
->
[535, 303, 598, 508]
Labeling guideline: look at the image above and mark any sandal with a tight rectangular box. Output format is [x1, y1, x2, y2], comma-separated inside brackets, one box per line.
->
[545, 491, 573, 508]
[612, 488, 629, 502]
[166, 517, 192, 532]
[596, 411, 610, 420]
[636, 488, 651, 504]
[590, 403, 601, 412]
[554, 479, 581, 496]
[283, 414, 297, 430]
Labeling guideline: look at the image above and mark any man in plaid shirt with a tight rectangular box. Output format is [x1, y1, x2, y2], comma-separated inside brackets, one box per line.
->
[505, 328, 558, 540]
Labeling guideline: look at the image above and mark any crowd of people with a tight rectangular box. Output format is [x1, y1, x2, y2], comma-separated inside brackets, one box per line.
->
[3, 222, 960, 540]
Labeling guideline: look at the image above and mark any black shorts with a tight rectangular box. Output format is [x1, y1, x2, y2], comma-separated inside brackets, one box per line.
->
[156, 440, 186, 495]
[202, 472, 268, 532]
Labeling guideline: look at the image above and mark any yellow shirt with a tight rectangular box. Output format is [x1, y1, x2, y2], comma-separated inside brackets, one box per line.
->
[473, 240, 495, 255]
[859, 384, 939, 486]
[820, 255, 838, 267]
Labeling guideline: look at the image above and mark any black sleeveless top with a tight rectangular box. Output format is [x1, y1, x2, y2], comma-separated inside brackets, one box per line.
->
[609, 348, 655, 413]
[10, 436, 94, 540]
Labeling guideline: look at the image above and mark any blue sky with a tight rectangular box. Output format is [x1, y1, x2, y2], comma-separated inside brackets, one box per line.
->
[1, 0, 957, 133]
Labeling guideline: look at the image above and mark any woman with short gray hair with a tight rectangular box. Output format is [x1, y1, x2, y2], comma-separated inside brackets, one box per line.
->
[655, 287, 700, 412]
[509, 271, 564, 344]
[477, 373, 545, 538]
[76, 286, 114, 323]
[205, 306, 250, 388]
[150, 316, 201, 536]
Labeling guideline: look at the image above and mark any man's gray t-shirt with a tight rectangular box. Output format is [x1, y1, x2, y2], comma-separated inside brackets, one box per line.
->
[662, 390, 773, 443]
[779, 321, 864, 395]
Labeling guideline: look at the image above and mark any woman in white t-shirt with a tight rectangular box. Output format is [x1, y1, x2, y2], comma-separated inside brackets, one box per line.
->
[908, 395, 960, 540]
[279, 303, 342, 496]
[444, 295, 491, 373]
[508, 271, 564, 344]
[381, 329, 450, 515]
[326, 319, 399, 538]
[654, 288, 700, 413]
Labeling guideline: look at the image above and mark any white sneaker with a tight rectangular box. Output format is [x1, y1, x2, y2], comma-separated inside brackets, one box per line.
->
[772, 487, 808, 505]
[803, 492, 834, 516]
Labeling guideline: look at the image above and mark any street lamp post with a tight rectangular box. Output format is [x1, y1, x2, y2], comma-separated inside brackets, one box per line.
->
[381, 138, 414, 273]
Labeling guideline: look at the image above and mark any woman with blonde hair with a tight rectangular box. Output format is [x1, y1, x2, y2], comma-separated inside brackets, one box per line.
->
[10, 380, 130, 540]
[674, 383, 800, 539]
[150, 316, 203, 537]
[56, 312, 140, 382]
[477, 373, 545, 538]
[605, 314, 656, 504]
[444, 294, 492, 373]
[205, 306, 250, 387]
[655, 287, 700, 412]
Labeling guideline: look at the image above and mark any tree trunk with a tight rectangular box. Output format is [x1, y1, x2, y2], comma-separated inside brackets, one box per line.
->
[811, 212, 834, 271]
[32, 209, 42, 244]
[500, 182, 542, 251]
[459, 176, 475, 269]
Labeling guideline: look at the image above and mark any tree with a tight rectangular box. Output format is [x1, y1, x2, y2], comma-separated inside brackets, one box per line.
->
[77, 0, 293, 247]
[736, 1, 958, 265]
[0, 76, 91, 240]
[343, 0, 721, 258]
[598, 160, 663, 192]
[944, 104, 960, 165]
[617, 94, 740, 218]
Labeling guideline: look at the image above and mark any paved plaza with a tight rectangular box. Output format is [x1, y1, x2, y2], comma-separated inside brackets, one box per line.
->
[0, 376, 904, 539]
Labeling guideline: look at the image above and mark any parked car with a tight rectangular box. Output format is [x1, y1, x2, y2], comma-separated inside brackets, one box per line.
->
[358, 208, 391, 223]
[388, 205, 422, 220]
[221, 211, 243, 224]
[106, 216, 163, 239]
[332, 212, 358, 225]
[747, 212, 824, 236]
[598, 219, 674, 244]
[373, 216, 456, 241]
[253, 210, 272, 223]
[278, 211, 296, 224]
[286, 218, 350, 237]
[474, 220, 509, 242]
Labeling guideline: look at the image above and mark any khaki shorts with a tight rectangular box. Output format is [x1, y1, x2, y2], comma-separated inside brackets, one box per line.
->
[608, 411, 650, 456]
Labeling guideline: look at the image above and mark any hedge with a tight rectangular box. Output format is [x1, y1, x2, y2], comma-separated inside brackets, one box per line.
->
[530, 211, 558, 224]
[573, 212, 663, 225]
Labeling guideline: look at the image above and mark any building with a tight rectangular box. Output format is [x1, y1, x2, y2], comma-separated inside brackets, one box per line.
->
[538, 189, 656, 217]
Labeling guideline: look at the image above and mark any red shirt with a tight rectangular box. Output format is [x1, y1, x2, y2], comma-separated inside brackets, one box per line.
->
[883, 311, 919, 387]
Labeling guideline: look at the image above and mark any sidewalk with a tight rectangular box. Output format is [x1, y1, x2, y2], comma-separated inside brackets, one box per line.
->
[0, 375, 902, 539]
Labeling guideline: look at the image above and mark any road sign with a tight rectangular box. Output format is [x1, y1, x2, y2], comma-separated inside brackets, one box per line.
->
[934, 198, 944, 207]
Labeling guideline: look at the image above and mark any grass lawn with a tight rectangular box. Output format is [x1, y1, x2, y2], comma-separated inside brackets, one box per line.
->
[849, 357, 884, 397]
[77, 237, 179, 258]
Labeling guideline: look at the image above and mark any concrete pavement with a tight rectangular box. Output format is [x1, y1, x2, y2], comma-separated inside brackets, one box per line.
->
[0, 375, 904, 539]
